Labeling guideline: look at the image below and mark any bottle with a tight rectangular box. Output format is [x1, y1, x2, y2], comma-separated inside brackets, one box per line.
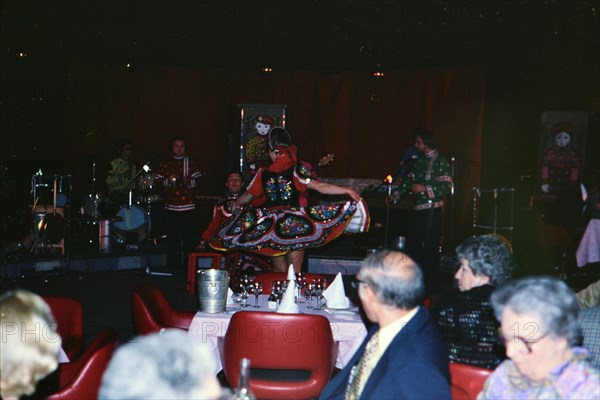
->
[232, 357, 255, 400]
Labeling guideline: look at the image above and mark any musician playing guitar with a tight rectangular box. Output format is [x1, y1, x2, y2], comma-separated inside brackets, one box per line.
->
[105, 140, 137, 213]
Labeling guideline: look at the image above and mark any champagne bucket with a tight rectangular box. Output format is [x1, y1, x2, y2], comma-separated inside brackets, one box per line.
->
[197, 269, 230, 313]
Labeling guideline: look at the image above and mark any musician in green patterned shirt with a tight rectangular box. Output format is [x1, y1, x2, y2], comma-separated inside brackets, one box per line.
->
[389, 128, 452, 295]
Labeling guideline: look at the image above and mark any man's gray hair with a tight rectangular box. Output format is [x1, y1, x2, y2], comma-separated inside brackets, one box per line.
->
[456, 234, 514, 286]
[491, 276, 580, 346]
[99, 329, 217, 400]
[360, 250, 424, 309]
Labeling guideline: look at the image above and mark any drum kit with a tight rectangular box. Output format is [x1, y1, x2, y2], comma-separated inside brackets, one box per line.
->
[26, 168, 164, 255]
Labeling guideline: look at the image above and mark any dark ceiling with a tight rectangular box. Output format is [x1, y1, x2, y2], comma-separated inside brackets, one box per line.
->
[2, 0, 599, 72]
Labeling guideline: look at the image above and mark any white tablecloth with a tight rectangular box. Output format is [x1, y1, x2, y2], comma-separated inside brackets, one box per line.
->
[187, 295, 367, 375]
[577, 219, 600, 267]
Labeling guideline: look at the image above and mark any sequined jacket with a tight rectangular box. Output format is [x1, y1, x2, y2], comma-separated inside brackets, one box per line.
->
[433, 285, 504, 370]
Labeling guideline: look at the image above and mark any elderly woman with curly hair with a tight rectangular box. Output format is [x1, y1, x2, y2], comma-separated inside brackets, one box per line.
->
[433, 234, 514, 369]
[1, 290, 61, 400]
[479, 276, 599, 399]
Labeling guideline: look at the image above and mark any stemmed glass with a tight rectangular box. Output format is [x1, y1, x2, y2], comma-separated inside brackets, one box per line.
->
[313, 279, 327, 311]
[295, 273, 306, 303]
[272, 280, 285, 307]
[238, 275, 255, 308]
[305, 281, 316, 309]
[251, 282, 263, 308]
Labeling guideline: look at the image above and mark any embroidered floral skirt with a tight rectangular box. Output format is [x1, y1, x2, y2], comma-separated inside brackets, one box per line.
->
[210, 199, 370, 256]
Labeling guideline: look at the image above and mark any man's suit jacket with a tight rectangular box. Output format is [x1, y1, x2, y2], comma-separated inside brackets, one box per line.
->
[319, 306, 451, 400]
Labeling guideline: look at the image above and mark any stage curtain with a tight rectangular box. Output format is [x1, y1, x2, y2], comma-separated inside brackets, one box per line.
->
[65, 64, 484, 243]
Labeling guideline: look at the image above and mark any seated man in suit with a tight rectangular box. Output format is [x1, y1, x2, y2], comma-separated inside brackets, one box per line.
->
[319, 250, 450, 400]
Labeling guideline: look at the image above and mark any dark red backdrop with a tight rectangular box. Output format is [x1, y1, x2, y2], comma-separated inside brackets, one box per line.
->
[65, 64, 485, 243]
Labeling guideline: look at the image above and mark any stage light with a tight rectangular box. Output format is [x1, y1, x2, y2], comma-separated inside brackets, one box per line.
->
[261, 66, 273, 73]
[17, 51, 28, 58]
[372, 63, 384, 78]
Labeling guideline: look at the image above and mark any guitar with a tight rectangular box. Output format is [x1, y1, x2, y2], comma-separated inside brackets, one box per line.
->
[317, 153, 335, 168]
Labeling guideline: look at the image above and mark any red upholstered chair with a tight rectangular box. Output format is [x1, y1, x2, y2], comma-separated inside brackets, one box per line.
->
[46, 328, 118, 400]
[449, 362, 493, 400]
[131, 283, 195, 335]
[218, 311, 339, 400]
[42, 295, 85, 360]
[254, 272, 328, 295]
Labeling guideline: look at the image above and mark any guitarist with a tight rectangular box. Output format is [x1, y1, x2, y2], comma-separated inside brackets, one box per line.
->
[105, 139, 137, 213]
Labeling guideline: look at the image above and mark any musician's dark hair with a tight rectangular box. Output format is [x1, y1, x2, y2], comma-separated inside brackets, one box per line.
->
[116, 139, 134, 155]
[171, 136, 187, 147]
[226, 171, 243, 181]
[413, 128, 437, 149]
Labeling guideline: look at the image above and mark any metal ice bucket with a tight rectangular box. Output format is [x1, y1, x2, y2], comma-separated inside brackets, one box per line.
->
[197, 269, 230, 313]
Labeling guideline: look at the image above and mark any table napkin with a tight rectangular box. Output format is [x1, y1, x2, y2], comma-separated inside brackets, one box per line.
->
[287, 264, 296, 282]
[323, 272, 350, 308]
[277, 279, 299, 314]
[226, 287, 236, 305]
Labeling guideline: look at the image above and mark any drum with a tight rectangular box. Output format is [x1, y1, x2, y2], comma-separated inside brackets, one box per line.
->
[138, 172, 157, 191]
[99, 220, 112, 254]
[55, 175, 71, 208]
[344, 199, 370, 234]
[81, 194, 103, 218]
[136, 193, 163, 204]
[114, 205, 150, 243]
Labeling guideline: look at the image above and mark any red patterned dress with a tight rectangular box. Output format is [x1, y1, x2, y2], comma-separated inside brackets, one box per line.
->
[210, 161, 369, 256]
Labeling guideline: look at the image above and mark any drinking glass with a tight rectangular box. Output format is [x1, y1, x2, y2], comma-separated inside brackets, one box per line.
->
[313, 283, 325, 311]
[252, 282, 263, 308]
[295, 273, 306, 302]
[306, 282, 316, 309]
[239, 283, 250, 307]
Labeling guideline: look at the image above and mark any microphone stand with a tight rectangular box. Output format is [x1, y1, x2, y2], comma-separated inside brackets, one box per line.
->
[384, 178, 393, 249]
[138, 163, 171, 277]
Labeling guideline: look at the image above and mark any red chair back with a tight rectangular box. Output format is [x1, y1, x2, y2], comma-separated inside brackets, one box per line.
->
[42, 296, 85, 360]
[131, 284, 195, 335]
[254, 272, 328, 295]
[219, 311, 338, 400]
[47, 328, 119, 400]
[449, 362, 493, 400]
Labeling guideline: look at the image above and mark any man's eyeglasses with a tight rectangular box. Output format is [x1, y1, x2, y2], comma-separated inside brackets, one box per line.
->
[351, 277, 368, 289]
[497, 328, 549, 354]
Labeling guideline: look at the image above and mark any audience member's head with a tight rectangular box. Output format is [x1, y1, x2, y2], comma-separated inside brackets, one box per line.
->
[99, 329, 221, 400]
[357, 250, 424, 322]
[492, 276, 581, 381]
[1, 290, 61, 399]
[454, 234, 514, 291]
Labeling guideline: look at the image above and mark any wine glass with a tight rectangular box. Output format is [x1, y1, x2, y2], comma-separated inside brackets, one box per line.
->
[314, 279, 327, 311]
[239, 283, 250, 307]
[273, 280, 285, 307]
[305, 282, 316, 309]
[238, 275, 254, 307]
[295, 273, 306, 302]
[251, 282, 263, 308]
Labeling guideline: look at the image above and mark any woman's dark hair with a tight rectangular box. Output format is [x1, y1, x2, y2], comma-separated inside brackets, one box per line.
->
[269, 127, 292, 149]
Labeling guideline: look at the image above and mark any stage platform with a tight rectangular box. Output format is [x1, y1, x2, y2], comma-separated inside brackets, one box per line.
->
[1, 237, 168, 279]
